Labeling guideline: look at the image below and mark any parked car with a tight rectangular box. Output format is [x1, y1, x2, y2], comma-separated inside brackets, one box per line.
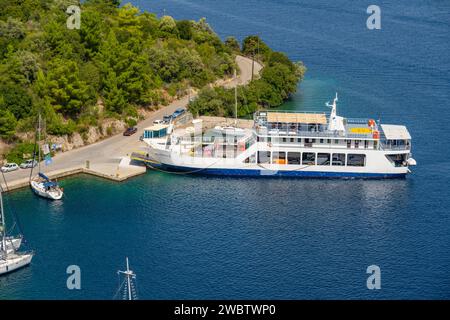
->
[172, 108, 186, 119]
[162, 115, 172, 123]
[153, 119, 164, 125]
[20, 159, 38, 169]
[1, 163, 19, 172]
[123, 127, 137, 136]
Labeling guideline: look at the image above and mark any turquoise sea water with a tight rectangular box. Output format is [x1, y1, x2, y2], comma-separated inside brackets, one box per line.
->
[1, 0, 450, 299]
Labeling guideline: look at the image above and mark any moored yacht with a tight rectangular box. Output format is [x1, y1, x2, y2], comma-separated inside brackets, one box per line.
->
[30, 113, 64, 200]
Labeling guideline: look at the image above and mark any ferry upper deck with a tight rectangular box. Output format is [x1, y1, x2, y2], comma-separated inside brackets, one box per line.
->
[254, 110, 380, 139]
[253, 108, 412, 151]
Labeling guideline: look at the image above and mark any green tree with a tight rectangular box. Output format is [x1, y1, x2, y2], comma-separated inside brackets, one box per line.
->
[79, 10, 104, 58]
[0, 109, 17, 140]
[5, 142, 36, 164]
[268, 51, 294, 70]
[176, 20, 193, 40]
[6, 50, 40, 84]
[0, 83, 32, 119]
[225, 36, 240, 52]
[39, 58, 93, 116]
[242, 35, 271, 60]
[159, 15, 177, 33]
[102, 70, 127, 114]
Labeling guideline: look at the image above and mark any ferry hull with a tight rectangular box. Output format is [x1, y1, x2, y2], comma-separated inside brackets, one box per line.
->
[148, 163, 406, 179]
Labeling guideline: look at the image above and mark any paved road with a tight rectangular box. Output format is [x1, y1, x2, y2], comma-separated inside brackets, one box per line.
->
[2, 56, 262, 187]
[224, 55, 263, 88]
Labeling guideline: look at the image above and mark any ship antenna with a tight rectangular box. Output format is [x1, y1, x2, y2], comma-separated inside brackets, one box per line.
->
[325, 93, 338, 116]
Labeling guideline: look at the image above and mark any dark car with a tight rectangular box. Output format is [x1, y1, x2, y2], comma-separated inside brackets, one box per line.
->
[172, 108, 186, 119]
[123, 127, 138, 136]
[163, 115, 173, 123]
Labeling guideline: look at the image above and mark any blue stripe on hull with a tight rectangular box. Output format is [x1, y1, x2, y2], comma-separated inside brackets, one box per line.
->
[148, 163, 406, 179]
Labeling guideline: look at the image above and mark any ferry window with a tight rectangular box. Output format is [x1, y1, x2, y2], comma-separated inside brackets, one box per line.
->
[304, 139, 313, 147]
[297, 138, 301, 143]
[320, 139, 324, 144]
[317, 153, 330, 165]
[290, 138, 294, 143]
[267, 137, 271, 143]
[346, 140, 351, 148]
[302, 152, 315, 165]
[332, 153, 345, 166]
[335, 139, 339, 144]
[386, 154, 407, 167]
[312, 139, 316, 143]
[282, 138, 287, 143]
[287, 152, 301, 164]
[347, 154, 366, 167]
[257, 151, 271, 164]
[272, 152, 286, 164]
[327, 139, 331, 144]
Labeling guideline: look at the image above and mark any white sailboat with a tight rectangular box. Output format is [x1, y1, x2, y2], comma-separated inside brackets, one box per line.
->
[0, 189, 33, 276]
[30, 114, 64, 200]
[30, 173, 63, 200]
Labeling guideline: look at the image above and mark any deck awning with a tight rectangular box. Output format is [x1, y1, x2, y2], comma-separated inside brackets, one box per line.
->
[39, 172, 50, 181]
[381, 124, 411, 140]
[267, 112, 327, 124]
[144, 124, 169, 131]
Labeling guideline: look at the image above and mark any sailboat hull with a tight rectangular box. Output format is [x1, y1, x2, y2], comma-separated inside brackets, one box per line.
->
[30, 180, 63, 200]
[0, 253, 33, 275]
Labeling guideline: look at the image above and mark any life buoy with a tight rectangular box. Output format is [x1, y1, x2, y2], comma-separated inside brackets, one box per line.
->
[368, 119, 376, 128]
[372, 130, 380, 139]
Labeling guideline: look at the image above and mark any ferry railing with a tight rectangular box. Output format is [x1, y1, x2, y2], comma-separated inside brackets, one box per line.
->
[380, 144, 411, 151]
[346, 118, 369, 124]
[255, 127, 374, 140]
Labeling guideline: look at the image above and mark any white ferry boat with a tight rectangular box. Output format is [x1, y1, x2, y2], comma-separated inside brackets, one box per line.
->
[141, 95, 416, 178]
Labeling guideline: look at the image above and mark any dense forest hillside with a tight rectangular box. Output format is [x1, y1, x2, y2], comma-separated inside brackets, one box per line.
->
[189, 36, 306, 118]
[0, 0, 305, 162]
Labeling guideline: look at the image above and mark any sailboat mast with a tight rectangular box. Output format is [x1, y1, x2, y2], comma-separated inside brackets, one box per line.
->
[234, 69, 238, 126]
[126, 257, 132, 301]
[38, 113, 41, 173]
[117, 257, 137, 300]
[0, 190, 6, 255]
